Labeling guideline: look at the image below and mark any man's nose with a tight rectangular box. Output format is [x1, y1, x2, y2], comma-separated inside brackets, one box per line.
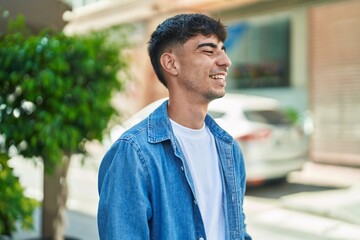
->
[217, 52, 232, 68]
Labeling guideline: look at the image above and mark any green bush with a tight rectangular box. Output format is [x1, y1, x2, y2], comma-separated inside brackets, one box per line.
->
[0, 153, 38, 236]
[0, 15, 130, 237]
[283, 107, 300, 124]
[0, 15, 129, 172]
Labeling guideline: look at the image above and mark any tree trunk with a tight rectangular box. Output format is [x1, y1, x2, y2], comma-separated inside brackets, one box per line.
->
[42, 156, 71, 240]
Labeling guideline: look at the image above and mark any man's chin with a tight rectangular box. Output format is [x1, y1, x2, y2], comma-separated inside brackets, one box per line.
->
[205, 91, 226, 101]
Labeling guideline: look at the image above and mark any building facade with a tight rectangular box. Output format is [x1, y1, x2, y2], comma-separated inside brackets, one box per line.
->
[65, 0, 360, 167]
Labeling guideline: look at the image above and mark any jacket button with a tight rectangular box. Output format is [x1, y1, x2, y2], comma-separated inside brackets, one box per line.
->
[199, 237, 204, 240]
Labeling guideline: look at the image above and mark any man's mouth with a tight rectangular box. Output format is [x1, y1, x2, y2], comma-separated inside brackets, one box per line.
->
[209, 74, 226, 87]
[209, 74, 225, 80]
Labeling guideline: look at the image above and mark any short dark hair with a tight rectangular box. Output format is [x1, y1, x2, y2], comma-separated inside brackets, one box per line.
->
[147, 13, 227, 87]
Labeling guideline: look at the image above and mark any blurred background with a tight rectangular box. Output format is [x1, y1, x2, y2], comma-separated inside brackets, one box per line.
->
[1, 0, 360, 239]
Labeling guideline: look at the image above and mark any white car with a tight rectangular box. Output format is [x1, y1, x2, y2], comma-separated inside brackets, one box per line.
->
[109, 94, 307, 185]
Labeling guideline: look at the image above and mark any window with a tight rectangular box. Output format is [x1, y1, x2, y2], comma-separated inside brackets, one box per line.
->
[225, 16, 290, 89]
[244, 110, 291, 125]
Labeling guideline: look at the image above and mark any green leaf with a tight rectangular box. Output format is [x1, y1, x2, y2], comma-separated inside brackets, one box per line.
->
[0, 15, 131, 235]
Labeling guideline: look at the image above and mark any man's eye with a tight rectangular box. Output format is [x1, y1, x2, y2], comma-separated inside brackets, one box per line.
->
[203, 50, 213, 54]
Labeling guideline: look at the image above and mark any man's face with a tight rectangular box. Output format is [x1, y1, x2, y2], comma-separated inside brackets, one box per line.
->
[173, 34, 231, 102]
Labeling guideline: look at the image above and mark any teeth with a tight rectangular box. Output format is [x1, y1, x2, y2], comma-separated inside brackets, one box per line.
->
[210, 75, 225, 79]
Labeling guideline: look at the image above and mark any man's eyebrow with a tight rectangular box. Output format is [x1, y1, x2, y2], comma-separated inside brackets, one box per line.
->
[197, 42, 226, 51]
[197, 42, 217, 49]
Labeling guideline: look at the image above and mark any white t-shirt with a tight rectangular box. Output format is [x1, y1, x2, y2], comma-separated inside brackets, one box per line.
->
[170, 119, 225, 240]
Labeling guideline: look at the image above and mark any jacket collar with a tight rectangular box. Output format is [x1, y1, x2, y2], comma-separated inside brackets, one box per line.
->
[147, 100, 172, 143]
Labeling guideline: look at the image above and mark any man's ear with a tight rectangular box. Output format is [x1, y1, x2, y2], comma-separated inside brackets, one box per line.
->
[160, 52, 178, 76]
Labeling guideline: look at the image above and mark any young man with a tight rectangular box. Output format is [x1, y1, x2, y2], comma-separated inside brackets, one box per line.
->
[97, 13, 252, 240]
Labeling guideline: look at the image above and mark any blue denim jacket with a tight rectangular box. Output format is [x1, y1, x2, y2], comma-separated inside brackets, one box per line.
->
[98, 100, 252, 240]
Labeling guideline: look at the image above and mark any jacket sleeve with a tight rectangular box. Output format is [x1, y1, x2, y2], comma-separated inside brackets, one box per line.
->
[97, 139, 152, 239]
[233, 141, 252, 240]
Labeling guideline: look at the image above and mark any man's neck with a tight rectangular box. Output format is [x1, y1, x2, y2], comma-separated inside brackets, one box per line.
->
[167, 96, 208, 130]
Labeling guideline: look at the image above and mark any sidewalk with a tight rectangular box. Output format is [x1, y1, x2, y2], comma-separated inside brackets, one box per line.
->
[11, 155, 360, 240]
[12, 208, 98, 240]
[9, 150, 101, 240]
[246, 162, 360, 240]
[246, 185, 360, 240]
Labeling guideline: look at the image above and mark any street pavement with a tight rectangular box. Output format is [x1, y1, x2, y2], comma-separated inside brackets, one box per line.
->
[10, 144, 360, 240]
[245, 185, 360, 240]
[245, 162, 360, 240]
[13, 208, 98, 240]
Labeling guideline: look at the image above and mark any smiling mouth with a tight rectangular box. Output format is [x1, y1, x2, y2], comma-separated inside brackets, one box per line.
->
[209, 74, 226, 87]
[209, 74, 225, 80]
